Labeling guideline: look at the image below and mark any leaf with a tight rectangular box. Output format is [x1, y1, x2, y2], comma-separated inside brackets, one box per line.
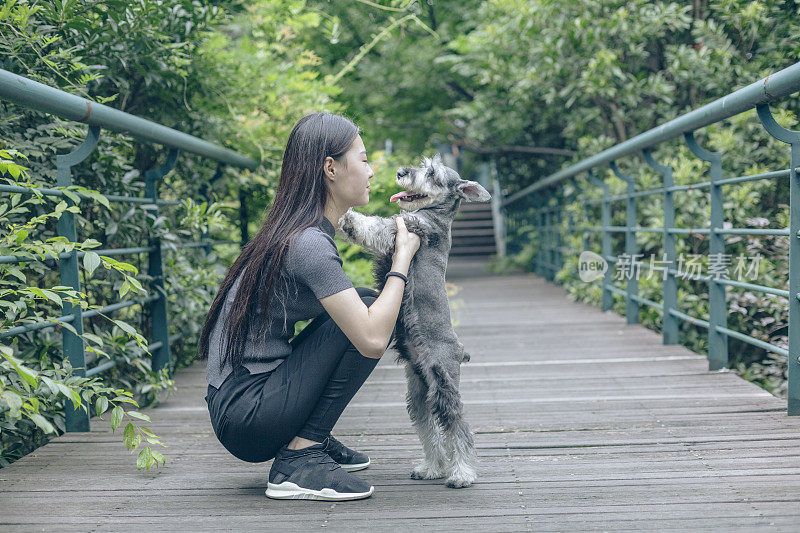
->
[40, 375, 58, 395]
[29, 413, 55, 434]
[95, 395, 108, 417]
[40, 289, 62, 307]
[6, 266, 26, 283]
[137, 446, 153, 470]
[1, 390, 23, 412]
[113, 319, 138, 337]
[83, 251, 101, 276]
[62, 189, 81, 205]
[110, 405, 124, 432]
[110, 395, 137, 404]
[151, 449, 165, 467]
[123, 422, 135, 450]
[126, 411, 151, 422]
[3, 354, 38, 389]
[82, 332, 104, 346]
[55, 382, 82, 407]
[15, 229, 28, 245]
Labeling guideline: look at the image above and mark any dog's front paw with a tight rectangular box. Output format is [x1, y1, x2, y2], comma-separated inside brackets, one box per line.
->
[411, 460, 447, 480]
[338, 208, 358, 240]
[445, 464, 477, 488]
[402, 217, 429, 246]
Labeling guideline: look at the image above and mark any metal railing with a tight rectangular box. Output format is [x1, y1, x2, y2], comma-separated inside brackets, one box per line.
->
[496, 61, 800, 414]
[0, 69, 258, 431]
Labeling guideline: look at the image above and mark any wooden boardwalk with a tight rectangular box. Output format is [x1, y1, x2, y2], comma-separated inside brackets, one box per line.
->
[3, 260, 800, 531]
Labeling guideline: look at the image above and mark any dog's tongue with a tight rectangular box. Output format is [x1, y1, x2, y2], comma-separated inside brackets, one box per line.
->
[390, 190, 413, 202]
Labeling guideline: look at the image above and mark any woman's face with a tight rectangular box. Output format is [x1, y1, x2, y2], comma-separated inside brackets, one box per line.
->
[325, 134, 374, 208]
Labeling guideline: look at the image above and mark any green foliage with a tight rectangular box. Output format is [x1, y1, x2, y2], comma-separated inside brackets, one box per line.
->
[0, 0, 343, 468]
[0, 151, 169, 467]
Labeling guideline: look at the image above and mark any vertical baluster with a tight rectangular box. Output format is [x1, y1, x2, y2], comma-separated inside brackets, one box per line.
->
[490, 159, 507, 258]
[567, 194, 576, 255]
[144, 149, 179, 377]
[610, 162, 639, 324]
[554, 187, 563, 277]
[684, 132, 728, 371]
[57, 125, 100, 432]
[571, 181, 589, 253]
[534, 196, 545, 277]
[239, 187, 250, 246]
[756, 104, 800, 415]
[544, 205, 552, 280]
[200, 164, 224, 256]
[522, 193, 536, 259]
[643, 149, 679, 345]
[588, 170, 613, 311]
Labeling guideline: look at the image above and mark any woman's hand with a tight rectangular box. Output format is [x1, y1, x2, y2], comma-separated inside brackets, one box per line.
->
[393, 216, 421, 263]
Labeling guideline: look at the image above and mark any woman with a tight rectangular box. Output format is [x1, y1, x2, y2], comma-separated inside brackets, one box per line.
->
[200, 112, 420, 502]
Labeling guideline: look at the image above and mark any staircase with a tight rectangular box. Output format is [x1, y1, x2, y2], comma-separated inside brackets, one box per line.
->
[450, 202, 497, 257]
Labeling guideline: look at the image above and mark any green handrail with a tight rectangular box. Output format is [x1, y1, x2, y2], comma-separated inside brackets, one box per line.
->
[0, 70, 257, 431]
[498, 61, 800, 414]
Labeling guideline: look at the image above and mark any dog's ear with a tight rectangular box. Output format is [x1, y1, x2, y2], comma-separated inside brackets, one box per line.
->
[457, 180, 491, 202]
[423, 153, 443, 168]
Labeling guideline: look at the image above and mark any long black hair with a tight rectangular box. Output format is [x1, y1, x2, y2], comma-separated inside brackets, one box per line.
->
[198, 112, 360, 373]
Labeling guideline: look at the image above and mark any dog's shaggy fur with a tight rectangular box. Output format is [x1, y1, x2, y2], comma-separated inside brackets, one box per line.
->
[338, 154, 490, 488]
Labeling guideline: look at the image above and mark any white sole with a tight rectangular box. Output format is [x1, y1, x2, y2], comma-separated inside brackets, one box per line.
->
[339, 458, 370, 472]
[265, 481, 374, 501]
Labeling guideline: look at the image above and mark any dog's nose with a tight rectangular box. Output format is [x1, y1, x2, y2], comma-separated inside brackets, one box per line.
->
[397, 167, 408, 178]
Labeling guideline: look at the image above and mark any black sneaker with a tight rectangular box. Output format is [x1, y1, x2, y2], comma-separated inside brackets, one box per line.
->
[265, 437, 374, 501]
[326, 435, 371, 472]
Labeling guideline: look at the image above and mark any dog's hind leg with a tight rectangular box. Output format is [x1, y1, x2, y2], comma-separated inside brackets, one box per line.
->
[428, 360, 478, 488]
[404, 363, 448, 480]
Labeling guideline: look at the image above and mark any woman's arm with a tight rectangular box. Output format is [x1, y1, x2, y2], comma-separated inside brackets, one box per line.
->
[319, 218, 419, 358]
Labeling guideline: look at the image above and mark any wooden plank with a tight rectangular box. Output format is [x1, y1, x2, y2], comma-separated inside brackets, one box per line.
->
[2, 263, 800, 530]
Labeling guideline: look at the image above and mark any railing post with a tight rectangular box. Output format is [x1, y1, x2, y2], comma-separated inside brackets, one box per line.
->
[756, 103, 800, 414]
[554, 188, 564, 278]
[57, 125, 101, 432]
[239, 187, 250, 246]
[588, 170, 613, 311]
[200, 164, 224, 256]
[489, 160, 506, 258]
[571, 181, 591, 253]
[643, 149, 679, 345]
[144, 149, 179, 377]
[534, 195, 546, 277]
[610, 162, 640, 324]
[684, 132, 728, 371]
[544, 205, 553, 280]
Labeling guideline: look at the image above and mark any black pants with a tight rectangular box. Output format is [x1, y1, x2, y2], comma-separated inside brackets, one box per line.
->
[204, 287, 391, 463]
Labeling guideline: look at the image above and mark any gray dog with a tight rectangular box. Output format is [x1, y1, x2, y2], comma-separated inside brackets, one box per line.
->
[338, 154, 490, 488]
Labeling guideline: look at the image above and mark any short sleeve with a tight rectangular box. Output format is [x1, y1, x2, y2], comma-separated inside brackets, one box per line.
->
[285, 228, 354, 299]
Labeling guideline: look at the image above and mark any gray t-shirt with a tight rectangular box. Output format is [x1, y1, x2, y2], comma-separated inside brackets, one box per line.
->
[205, 217, 354, 388]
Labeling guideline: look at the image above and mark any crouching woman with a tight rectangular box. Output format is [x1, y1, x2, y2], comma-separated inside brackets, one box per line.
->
[199, 112, 420, 501]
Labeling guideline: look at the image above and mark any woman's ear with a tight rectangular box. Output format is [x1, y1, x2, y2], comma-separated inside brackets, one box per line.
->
[323, 156, 337, 181]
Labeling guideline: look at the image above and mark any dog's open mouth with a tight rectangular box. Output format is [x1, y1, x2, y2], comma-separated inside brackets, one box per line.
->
[390, 190, 428, 203]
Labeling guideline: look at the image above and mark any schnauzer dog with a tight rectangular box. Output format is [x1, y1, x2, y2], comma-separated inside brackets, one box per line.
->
[338, 154, 491, 488]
